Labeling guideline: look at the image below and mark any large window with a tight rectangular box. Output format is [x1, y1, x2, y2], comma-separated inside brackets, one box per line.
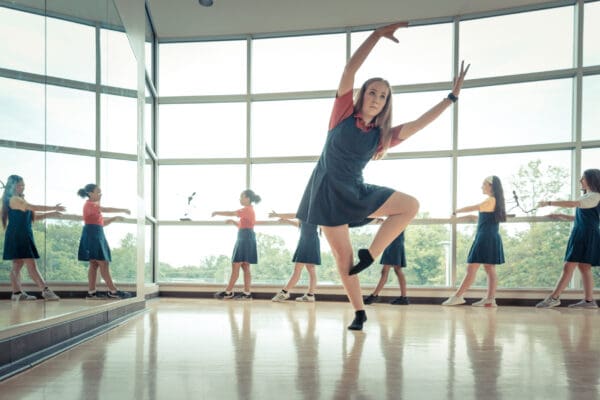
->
[154, 2, 599, 291]
[0, 77, 45, 144]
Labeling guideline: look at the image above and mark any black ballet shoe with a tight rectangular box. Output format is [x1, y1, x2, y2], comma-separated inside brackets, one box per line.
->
[347, 310, 367, 331]
[349, 249, 374, 275]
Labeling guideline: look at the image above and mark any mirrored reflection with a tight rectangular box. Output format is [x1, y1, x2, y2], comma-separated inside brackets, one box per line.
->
[378, 308, 406, 400]
[333, 328, 367, 399]
[0, 0, 138, 334]
[288, 306, 320, 399]
[229, 303, 256, 400]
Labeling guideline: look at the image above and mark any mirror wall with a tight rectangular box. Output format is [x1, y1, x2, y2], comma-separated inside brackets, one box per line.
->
[0, 0, 144, 332]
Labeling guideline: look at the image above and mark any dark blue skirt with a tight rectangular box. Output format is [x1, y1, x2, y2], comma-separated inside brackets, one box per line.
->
[380, 232, 406, 267]
[292, 224, 321, 265]
[564, 227, 600, 265]
[232, 228, 257, 264]
[78, 224, 112, 262]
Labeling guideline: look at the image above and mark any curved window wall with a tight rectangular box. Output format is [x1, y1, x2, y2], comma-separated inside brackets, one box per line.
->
[156, 1, 600, 291]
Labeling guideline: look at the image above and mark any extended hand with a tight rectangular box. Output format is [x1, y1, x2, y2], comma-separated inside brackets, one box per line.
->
[55, 203, 66, 212]
[375, 22, 409, 43]
[451, 60, 470, 96]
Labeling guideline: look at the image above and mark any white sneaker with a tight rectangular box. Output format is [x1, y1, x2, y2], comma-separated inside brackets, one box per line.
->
[472, 298, 497, 307]
[271, 290, 290, 302]
[42, 288, 60, 301]
[295, 293, 316, 302]
[568, 299, 599, 309]
[535, 296, 560, 308]
[11, 291, 37, 301]
[442, 295, 465, 306]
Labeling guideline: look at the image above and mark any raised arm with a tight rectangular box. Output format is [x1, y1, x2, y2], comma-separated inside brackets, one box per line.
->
[212, 211, 237, 217]
[33, 211, 64, 221]
[337, 22, 408, 96]
[394, 61, 470, 141]
[100, 206, 130, 214]
[538, 200, 580, 209]
[269, 211, 297, 219]
[103, 216, 125, 226]
[9, 197, 65, 213]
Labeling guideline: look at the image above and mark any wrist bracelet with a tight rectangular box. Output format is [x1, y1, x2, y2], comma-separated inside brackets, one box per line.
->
[447, 93, 458, 103]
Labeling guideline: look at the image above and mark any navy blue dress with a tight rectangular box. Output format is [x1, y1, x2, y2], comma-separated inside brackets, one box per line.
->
[564, 202, 600, 265]
[78, 224, 112, 262]
[232, 229, 258, 264]
[380, 232, 406, 267]
[467, 212, 505, 265]
[292, 222, 321, 265]
[3, 207, 39, 260]
[296, 115, 394, 227]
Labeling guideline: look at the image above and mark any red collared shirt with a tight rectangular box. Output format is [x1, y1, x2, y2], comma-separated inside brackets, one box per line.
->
[83, 200, 104, 225]
[236, 206, 255, 229]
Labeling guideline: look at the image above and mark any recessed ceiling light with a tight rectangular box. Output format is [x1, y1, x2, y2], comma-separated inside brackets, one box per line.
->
[199, 0, 213, 6]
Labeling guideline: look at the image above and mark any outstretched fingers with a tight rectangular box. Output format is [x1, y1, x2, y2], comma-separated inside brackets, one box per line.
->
[376, 21, 409, 43]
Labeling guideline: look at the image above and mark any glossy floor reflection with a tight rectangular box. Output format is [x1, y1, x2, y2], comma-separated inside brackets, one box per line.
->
[1, 298, 599, 399]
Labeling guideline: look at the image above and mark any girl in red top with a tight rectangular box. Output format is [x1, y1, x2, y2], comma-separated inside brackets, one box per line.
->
[77, 183, 132, 299]
[212, 189, 261, 300]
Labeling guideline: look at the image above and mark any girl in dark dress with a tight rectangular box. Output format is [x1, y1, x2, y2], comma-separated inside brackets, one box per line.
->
[270, 212, 320, 302]
[442, 176, 506, 307]
[213, 189, 261, 300]
[296, 22, 469, 329]
[535, 169, 600, 309]
[2, 175, 64, 301]
[77, 184, 132, 299]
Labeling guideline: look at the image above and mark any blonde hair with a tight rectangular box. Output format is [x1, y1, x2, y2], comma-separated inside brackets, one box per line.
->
[354, 78, 393, 160]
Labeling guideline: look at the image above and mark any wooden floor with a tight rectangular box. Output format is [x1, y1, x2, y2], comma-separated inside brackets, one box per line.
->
[1, 298, 599, 400]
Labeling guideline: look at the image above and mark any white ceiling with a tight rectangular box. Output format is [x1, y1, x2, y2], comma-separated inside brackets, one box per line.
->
[147, 0, 562, 40]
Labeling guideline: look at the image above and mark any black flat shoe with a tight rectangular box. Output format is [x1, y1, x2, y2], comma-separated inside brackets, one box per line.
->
[349, 249, 374, 275]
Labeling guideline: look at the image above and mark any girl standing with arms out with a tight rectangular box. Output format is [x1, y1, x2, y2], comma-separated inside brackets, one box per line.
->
[213, 189, 261, 300]
[535, 169, 600, 309]
[442, 176, 506, 307]
[363, 231, 409, 305]
[2, 175, 63, 301]
[296, 22, 469, 329]
[77, 184, 132, 299]
[270, 211, 320, 302]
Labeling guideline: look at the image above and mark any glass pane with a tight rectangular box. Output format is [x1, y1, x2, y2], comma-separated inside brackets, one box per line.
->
[460, 6, 574, 78]
[391, 90, 452, 152]
[101, 94, 137, 154]
[582, 75, 600, 141]
[159, 41, 247, 96]
[102, 222, 137, 283]
[145, 95, 154, 149]
[145, 152, 154, 217]
[0, 77, 45, 144]
[46, 153, 95, 215]
[158, 165, 246, 220]
[46, 16, 95, 83]
[47, 85, 95, 149]
[100, 158, 138, 218]
[251, 99, 329, 157]
[364, 158, 452, 218]
[582, 148, 600, 173]
[353, 23, 452, 86]
[253, 33, 345, 93]
[145, 222, 153, 283]
[584, 1, 600, 67]
[458, 79, 572, 149]
[457, 151, 572, 218]
[100, 28, 137, 90]
[252, 163, 316, 213]
[0, 6, 45, 75]
[159, 103, 246, 158]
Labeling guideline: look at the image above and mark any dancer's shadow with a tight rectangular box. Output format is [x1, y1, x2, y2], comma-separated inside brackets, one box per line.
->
[229, 303, 256, 400]
[288, 306, 320, 400]
[333, 329, 371, 399]
[462, 308, 502, 400]
[558, 312, 600, 400]
[379, 308, 406, 400]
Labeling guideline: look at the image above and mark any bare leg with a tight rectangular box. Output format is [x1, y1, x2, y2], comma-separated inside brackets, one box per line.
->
[283, 263, 305, 291]
[372, 266, 391, 296]
[88, 261, 99, 292]
[322, 225, 364, 310]
[23, 259, 48, 290]
[241, 262, 251, 293]
[306, 265, 317, 294]
[483, 264, 497, 299]
[10, 260, 25, 292]
[226, 262, 242, 292]
[550, 262, 578, 298]
[393, 266, 407, 297]
[97, 261, 118, 292]
[577, 263, 594, 301]
[350, 192, 419, 275]
[454, 263, 481, 297]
